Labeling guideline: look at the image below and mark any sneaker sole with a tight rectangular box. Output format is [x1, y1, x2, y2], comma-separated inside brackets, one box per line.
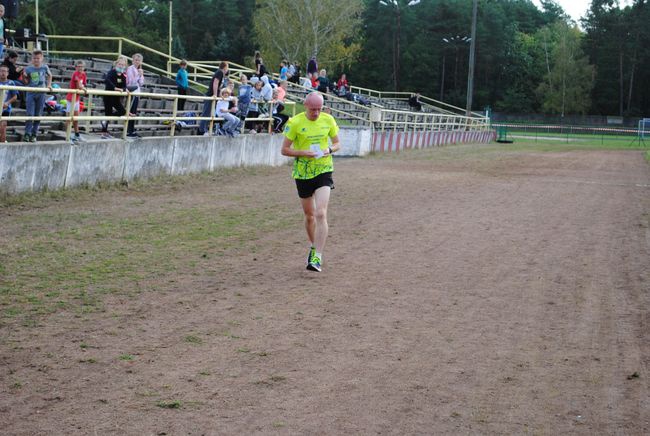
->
[306, 263, 321, 272]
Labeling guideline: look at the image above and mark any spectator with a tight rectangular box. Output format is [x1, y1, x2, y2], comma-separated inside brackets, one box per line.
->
[126, 53, 145, 137]
[215, 88, 240, 137]
[175, 59, 189, 111]
[336, 73, 350, 97]
[317, 69, 330, 94]
[408, 93, 422, 111]
[65, 60, 88, 142]
[310, 74, 319, 89]
[2, 51, 22, 81]
[247, 77, 270, 132]
[286, 62, 295, 82]
[260, 75, 273, 101]
[237, 73, 252, 119]
[199, 61, 228, 135]
[22, 49, 52, 142]
[290, 61, 301, 84]
[101, 55, 128, 139]
[254, 50, 266, 78]
[0, 5, 7, 60]
[279, 60, 288, 81]
[277, 80, 287, 102]
[272, 88, 288, 133]
[0, 64, 18, 142]
[307, 56, 318, 80]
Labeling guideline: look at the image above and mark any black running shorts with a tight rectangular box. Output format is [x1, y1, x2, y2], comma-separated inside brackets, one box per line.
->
[295, 172, 334, 199]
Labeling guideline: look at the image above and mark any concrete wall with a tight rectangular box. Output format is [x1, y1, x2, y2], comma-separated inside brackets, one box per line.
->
[0, 126, 493, 194]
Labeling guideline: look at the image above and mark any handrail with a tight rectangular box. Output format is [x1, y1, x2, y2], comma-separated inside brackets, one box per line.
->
[0, 84, 296, 140]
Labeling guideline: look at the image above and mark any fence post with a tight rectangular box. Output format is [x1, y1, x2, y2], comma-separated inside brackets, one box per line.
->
[208, 97, 217, 134]
[118, 39, 123, 57]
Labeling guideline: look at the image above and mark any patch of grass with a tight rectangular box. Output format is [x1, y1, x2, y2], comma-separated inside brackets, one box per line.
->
[184, 335, 202, 345]
[79, 358, 97, 364]
[237, 347, 250, 353]
[119, 354, 134, 361]
[156, 400, 182, 409]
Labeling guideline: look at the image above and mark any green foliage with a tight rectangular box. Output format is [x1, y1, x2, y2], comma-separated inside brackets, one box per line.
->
[252, 0, 364, 73]
[536, 21, 593, 115]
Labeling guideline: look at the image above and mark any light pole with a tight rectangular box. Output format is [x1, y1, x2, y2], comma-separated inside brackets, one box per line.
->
[466, 0, 478, 116]
[168, 0, 173, 64]
[379, 0, 421, 91]
[441, 36, 470, 102]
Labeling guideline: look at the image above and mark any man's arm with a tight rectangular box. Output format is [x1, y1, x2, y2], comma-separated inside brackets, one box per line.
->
[281, 137, 317, 158]
[327, 134, 341, 155]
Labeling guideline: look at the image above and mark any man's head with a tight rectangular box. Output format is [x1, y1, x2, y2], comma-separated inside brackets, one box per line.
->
[304, 92, 324, 121]
[219, 61, 229, 72]
[0, 65, 8, 81]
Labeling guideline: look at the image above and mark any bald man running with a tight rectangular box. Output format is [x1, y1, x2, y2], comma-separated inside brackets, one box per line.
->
[281, 92, 341, 272]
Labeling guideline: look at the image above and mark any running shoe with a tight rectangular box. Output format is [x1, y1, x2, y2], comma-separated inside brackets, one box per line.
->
[306, 254, 321, 272]
[306, 247, 315, 265]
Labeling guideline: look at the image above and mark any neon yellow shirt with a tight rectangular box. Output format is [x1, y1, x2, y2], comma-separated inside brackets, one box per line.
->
[283, 112, 339, 179]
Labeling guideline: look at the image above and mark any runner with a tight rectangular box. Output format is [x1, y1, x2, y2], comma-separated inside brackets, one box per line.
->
[281, 92, 341, 272]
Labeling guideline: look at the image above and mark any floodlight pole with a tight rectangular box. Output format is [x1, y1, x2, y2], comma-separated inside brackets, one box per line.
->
[466, 0, 478, 117]
[168, 0, 173, 73]
[35, 0, 40, 34]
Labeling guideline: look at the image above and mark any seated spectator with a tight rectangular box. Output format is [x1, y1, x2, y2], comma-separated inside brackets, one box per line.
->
[2, 50, 22, 81]
[317, 69, 330, 93]
[289, 61, 301, 84]
[408, 93, 422, 111]
[0, 64, 18, 142]
[336, 73, 350, 97]
[260, 75, 273, 101]
[215, 88, 240, 137]
[247, 77, 271, 132]
[271, 88, 288, 133]
[276, 80, 287, 102]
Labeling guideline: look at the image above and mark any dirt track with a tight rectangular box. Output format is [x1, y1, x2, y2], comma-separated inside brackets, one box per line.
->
[1, 145, 649, 435]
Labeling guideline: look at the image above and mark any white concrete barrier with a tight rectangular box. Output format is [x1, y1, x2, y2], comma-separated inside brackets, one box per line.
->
[0, 126, 492, 194]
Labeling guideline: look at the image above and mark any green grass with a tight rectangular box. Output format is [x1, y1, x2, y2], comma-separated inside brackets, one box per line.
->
[0, 172, 295, 325]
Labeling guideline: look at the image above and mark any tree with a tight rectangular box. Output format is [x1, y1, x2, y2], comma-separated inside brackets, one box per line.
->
[536, 21, 594, 116]
[253, 0, 364, 72]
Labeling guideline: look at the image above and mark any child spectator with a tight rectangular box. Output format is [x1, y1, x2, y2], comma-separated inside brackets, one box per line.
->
[101, 55, 128, 139]
[279, 60, 288, 81]
[290, 61, 301, 84]
[126, 53, 145, 137]
[22, 49, 52, 142]
[216, 88, 240, 137]
[336, 73, 350, 97]
[237, 73, 252, 120]
[65, 60, 88, 142]
[408, 93, 422, 111]
[175, 59, 189, 111]
[0, 64, 18, 142]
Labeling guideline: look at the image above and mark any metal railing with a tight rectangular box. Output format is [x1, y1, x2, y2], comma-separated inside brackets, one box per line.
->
[372, 108, 491, 139]
[0, 84, 295, 141]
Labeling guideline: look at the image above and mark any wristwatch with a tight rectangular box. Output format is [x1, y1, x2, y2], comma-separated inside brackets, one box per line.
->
[328, 146, 333, 154]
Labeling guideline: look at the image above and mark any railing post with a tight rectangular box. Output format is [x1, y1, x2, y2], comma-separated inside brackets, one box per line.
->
[208, 97, 217, 134]
[170, 95, 178, 137]
[118, 39, 123, 57]
[123, 92, 132, 139]
[66, 92, 77, 141]
[268, 102, 275, 134]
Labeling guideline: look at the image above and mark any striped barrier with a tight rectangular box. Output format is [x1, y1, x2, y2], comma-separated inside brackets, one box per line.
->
[371, 129, 495, 152]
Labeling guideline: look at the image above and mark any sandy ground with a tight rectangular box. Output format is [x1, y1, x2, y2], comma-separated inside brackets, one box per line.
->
[1, 145, 648, 435]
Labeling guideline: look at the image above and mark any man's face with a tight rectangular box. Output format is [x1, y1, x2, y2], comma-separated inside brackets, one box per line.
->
[0, 67, 8, 81]
[305, 99, 323, 121]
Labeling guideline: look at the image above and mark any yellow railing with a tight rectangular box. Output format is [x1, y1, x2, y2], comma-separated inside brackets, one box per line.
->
[0, 84, 295, 141]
